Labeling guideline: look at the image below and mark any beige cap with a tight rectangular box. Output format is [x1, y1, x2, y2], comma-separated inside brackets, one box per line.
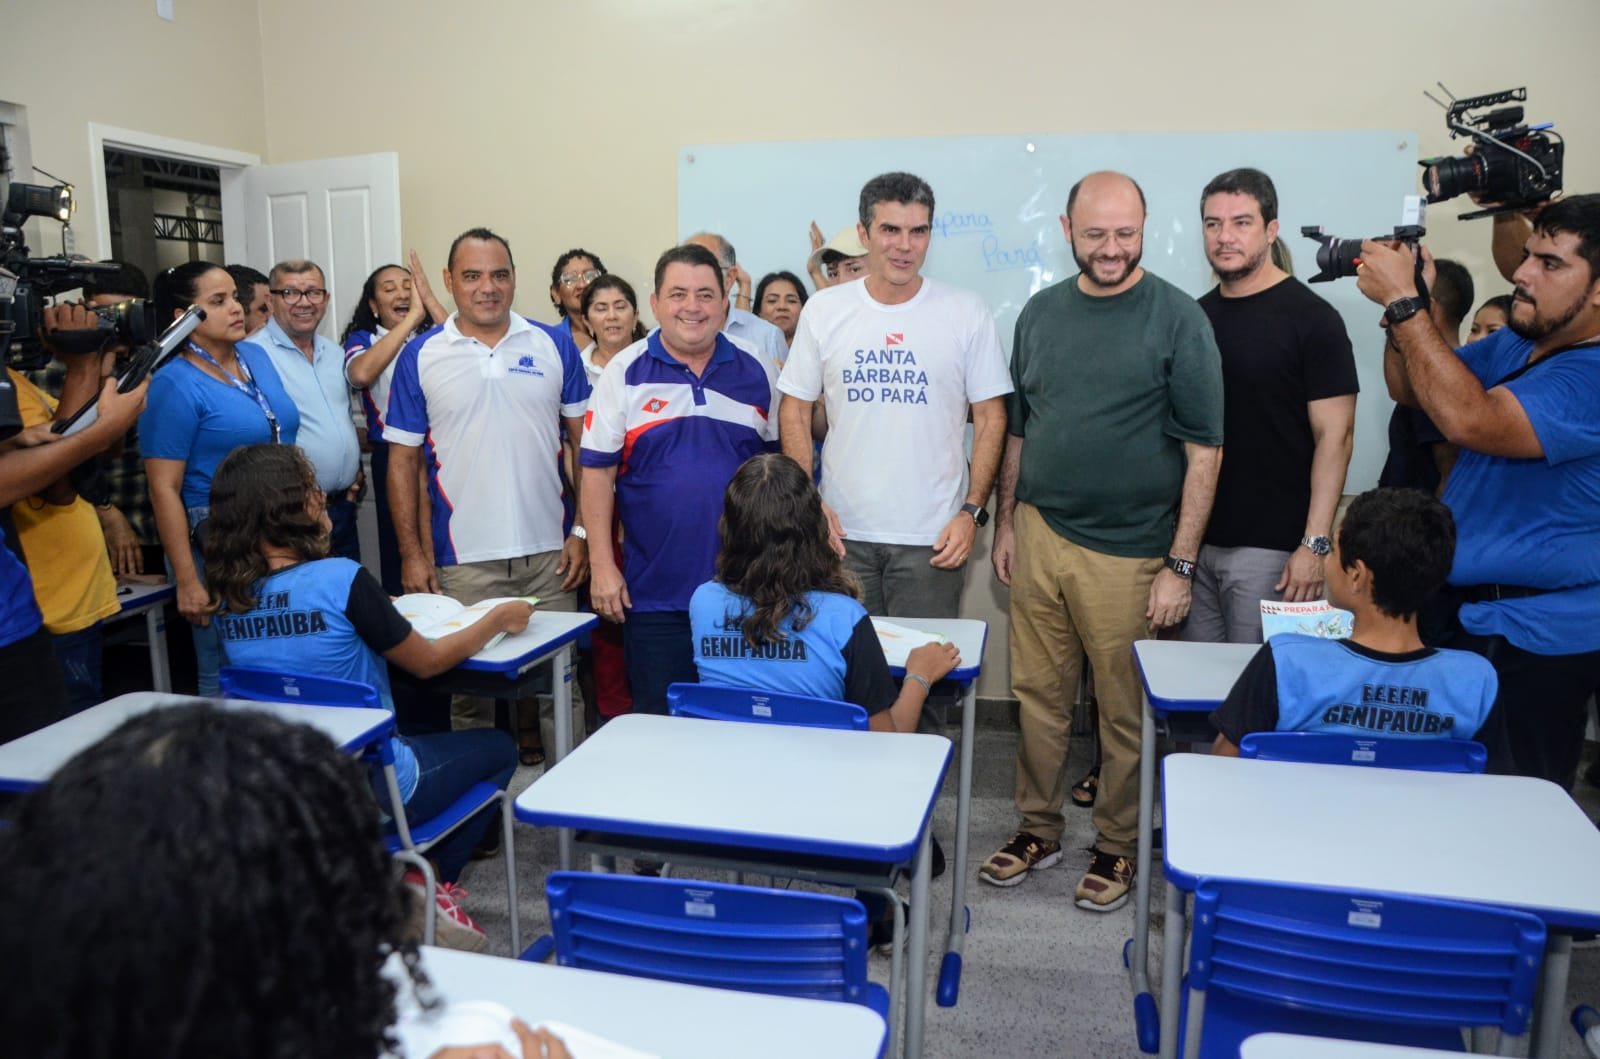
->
[807, 225, 868, 273]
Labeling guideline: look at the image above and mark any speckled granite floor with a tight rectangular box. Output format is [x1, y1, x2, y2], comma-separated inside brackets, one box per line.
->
[463, 717, 1600, 1059]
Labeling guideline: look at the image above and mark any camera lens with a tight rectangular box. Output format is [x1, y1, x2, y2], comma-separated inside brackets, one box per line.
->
[1422, 154, 1487, 204]
[1315, 238, 1365, 281]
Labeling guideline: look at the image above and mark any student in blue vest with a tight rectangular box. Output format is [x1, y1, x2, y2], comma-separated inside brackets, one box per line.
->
[1211, 488, 1498, 753]
[690, 453, 960, 949]
[204, 443, 531, 951]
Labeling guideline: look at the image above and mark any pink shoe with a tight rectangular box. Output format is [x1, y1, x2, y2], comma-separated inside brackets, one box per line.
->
[403, 868, 488, 952]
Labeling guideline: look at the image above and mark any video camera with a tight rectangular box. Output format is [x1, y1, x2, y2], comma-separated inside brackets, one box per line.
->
[1419, 85, 1563, 220]
[1, 181, 154, 370]
[1300, 195, 1428, 287]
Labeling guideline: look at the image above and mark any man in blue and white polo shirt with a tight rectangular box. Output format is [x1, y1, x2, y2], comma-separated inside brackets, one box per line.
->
[387, 227, 591, 734]
[580, 243, 780, 715]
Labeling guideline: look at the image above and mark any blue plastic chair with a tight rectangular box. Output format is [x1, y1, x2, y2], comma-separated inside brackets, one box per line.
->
[666, 682, 869, 731]
[547, 871, 889, 1040]
[1238, 733, 1488, 774]
[1180, 878, 1545, 1058]
[218, 666, 519, 951]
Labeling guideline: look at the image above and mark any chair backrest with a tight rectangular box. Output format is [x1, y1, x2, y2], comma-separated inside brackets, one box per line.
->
[1237, 733, 1488, 774]
[546, 871, 874, 1006]
[1188, 878, 1544, 1038]
[220, 666, 384, 711]
[666, 682, 869, 731]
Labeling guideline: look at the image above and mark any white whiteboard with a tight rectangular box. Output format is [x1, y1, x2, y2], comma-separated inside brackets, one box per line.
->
[679, 129, 1421, 490]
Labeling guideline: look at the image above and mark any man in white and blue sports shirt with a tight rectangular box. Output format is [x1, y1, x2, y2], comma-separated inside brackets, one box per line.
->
[386, 227, 591, 737]
[580, 243, 780, 716]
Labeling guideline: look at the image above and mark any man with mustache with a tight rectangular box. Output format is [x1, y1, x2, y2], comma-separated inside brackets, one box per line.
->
[386, 228, 592, 739]
[982, 171, 1223, 912]
[1356, 193, 1600, 787]
[1180, 167, 1358, 644]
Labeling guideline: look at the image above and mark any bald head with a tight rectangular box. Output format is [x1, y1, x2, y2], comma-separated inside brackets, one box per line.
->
[1066, 171, 1147, 222]
[684, 232, 736, 270]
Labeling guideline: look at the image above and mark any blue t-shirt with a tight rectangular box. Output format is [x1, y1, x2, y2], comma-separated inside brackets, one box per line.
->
[689, 581, 895, 713]
[139, 343, 302, 510]
[213, 558, 419, 800]
[1211, 634, 1499, 745]
[0, 538, 42, 648]
[1441, 328, 1600, 654]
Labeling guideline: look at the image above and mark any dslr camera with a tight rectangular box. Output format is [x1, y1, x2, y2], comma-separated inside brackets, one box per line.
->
[1419, 86, 1563, 220]
[1, 182, 154, 370]
[1300, 196, 1428, 286]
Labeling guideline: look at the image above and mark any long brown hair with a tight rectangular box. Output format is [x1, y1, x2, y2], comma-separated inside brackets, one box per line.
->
[715, 454, 859, 646]
[205, 444, 329, 614]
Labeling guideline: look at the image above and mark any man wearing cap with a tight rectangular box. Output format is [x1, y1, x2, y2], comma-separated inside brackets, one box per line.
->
[807, 224, 870, 290]
[683, 232, 788, 372]
[778, 171, 1011, 700]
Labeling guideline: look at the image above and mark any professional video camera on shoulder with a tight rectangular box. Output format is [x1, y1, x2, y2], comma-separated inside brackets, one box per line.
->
[0, 181, 154, 370]
[1419, 85, 1563, 219]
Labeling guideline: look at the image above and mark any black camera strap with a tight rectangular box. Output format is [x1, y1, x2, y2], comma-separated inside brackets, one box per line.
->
[1489, 336, 1600, 389]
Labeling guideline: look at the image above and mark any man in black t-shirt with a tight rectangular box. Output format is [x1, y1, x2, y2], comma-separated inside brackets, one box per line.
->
[1180, 168, 1359, 644]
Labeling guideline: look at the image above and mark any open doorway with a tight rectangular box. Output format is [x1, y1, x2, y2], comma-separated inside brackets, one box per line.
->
[102, 147, 224, 282]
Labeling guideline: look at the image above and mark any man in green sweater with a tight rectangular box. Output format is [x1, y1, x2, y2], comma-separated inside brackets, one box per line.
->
[981, 171, 1224, 912]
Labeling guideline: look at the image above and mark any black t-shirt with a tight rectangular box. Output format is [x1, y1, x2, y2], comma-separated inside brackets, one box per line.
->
[1199, 278, 1358, 551]
[345, 566, 413, 653]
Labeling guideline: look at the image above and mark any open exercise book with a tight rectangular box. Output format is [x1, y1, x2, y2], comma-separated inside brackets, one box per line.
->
[1260, 599, 1354, 640]
[394, 1000, 656, 1059]
[871, 618, 950, 668]
[393, 594, 540, 652]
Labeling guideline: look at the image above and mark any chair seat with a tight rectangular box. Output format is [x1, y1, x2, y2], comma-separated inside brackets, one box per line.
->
[1183, 986, 1467, 1057]
[383, 781, 501, 851]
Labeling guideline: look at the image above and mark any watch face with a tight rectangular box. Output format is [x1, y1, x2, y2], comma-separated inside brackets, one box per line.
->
[1304, 536, 1332, 556]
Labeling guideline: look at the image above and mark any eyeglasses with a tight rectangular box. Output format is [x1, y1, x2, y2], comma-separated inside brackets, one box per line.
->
[1076, 229, 1143, 249]
[272, 287, 329, 304]
[559, 269, 602, 288]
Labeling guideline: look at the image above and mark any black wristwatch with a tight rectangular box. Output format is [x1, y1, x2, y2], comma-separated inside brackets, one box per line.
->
[960, 503, 989, 527]
[1164, 555, 1195, 579]
[1383, 296, 1427, 327]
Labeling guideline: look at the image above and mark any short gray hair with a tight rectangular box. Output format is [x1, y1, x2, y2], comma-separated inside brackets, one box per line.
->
[686, 232, 736, 269]
[268, 259, 324, 287]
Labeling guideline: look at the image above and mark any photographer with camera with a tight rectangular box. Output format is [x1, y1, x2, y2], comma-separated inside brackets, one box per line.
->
[0, 370, 147, 741]
[1355, 193, 1600, 787]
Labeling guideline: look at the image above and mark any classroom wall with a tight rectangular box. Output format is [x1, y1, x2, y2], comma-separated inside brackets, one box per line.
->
[7, 0, 1600, 699]
[0, 0, 268, 249]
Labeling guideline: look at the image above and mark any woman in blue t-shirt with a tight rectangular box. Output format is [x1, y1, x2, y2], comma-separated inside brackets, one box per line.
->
[141, 262, 302, 696]
[205, 443, 531, 951]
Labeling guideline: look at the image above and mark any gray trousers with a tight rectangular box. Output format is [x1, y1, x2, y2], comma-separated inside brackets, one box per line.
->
[1177, 544, 1290, 645]
[843, 539, 964, 732]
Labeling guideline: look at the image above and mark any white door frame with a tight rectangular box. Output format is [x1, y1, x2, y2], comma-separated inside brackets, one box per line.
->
[85, 123, 260, 261]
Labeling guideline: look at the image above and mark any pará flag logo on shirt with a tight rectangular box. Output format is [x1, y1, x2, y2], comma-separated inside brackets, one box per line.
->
[886, 333, 904, 346]
[643, 398, 669, 414]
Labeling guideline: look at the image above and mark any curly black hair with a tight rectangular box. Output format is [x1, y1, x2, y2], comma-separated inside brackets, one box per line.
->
[0, 703, 431, 1058]
[206, 444, 329, 614]
[716, 453, 860, 646]
[341, 262, 425, 346]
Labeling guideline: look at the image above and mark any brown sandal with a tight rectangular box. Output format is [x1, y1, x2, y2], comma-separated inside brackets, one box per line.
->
[1069, 766, 1099, 808]
[516, 710, 545, 767]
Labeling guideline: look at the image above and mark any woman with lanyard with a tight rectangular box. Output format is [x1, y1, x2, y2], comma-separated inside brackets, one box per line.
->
[141, 261, 300, 696]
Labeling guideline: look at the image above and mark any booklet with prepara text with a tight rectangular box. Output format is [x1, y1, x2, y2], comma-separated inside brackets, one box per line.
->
[393, 594, 539, 651]
[1260, 599, 1353, 640]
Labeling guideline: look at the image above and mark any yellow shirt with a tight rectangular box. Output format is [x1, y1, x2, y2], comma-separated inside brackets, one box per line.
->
[7, 369, 120, 634]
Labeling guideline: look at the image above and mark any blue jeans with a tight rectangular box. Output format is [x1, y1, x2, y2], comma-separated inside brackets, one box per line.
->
[394, 727, 517, 883]
[51, 622, 103, 714]
[370, 443, 402, 595]
[623, 610, 698, 716]
[326, 495, 361, 563]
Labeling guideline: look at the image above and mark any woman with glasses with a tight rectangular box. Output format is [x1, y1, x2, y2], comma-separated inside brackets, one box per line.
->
[548, 248, 606, 350]
[140, 261, 301, 696]
[341, 253, 449, 594]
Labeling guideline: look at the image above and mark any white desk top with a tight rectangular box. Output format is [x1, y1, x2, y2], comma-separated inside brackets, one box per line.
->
[116, 579, 175, 612]
[515, 713, 952, 862]
[0, 692, 393, 792]
[878, 615, 988, 682]
[392, 946, 887, 1059]
[1132, 638, 1257, 713]
[1163, 754, 1600, 929]
[1241, 1033, 1465, 1058]
[456, 610, 599, 673]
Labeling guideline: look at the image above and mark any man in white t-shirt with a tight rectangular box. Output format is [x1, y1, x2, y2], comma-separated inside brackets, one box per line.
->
[386, 227, 591, 740]
[777, 171, 1012, 629]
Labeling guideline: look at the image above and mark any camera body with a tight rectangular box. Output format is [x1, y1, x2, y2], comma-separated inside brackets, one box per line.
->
[1, 182, 123, 369]
[1301, 196, 1428, 286]
[1419, 87, 1563, 220]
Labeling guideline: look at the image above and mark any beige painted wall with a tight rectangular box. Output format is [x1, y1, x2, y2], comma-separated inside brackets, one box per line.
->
[0, 0, 268, 253]
[7, 0, 1599, 697]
